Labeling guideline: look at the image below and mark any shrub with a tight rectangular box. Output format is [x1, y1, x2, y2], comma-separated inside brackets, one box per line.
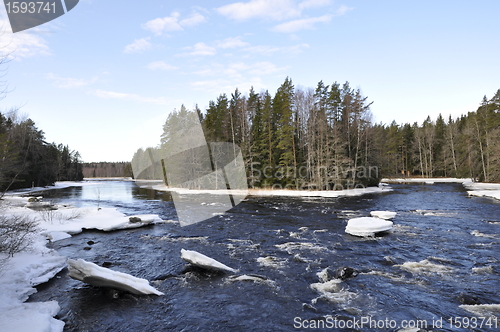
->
[0, 213, 39, 257]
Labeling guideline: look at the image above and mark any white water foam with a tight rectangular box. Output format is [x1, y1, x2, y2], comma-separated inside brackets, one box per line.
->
[396, 259, 455, 275]
[471, 230, 497, 239]
[310, 278, 357, 304]
[275, 242, 330, 254]
[459, 304, 500, 317]
[256, 256, 287, 269]
[472, 266, 494, 274]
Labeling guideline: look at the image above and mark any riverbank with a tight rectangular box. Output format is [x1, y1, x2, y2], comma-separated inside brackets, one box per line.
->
[0, 182, 166, 332]
[382, 177, 500, 201]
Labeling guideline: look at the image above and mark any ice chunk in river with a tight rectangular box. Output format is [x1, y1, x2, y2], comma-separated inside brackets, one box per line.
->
[67, 259, 163, 295]
[345, 217, 393, 237]
[181, 249, 237, 273]
[370, 210, 397, 220]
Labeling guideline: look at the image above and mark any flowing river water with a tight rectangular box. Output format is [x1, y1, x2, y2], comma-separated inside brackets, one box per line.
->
[28, 181, 500, 331]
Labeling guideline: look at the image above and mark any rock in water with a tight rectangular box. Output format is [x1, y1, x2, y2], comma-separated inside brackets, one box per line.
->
[336, 267, 358, 280]
[67, 259, 163, 295]
[181, 249, 237, 273]
[129, 216, 142, 223]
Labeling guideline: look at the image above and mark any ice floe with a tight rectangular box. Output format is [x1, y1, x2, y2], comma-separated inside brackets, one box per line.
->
[345, 217, 393, 237]
[181, 249, 237, 273]
[67, 258, 163, 295]
[370, 210, 397, 220]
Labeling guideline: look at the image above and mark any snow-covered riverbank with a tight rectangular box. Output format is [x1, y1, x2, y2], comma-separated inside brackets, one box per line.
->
[0, 182, 166, 332]
[2, 178, 499, 331]
[382, 177, 500, 201]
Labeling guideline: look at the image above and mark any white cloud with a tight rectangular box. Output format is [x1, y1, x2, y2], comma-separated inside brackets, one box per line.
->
[123, 38, 152, 54]
[217, 0, 300, 21]
[247, 61, 284, 75]
[181, 42, 216, 57]
[92, 89, 168, 105]
[243, 43, 309, 55]
[180, 12, 207, 27]
[142, 11, 206, 35]
[45, 73, 98, 89]
[216, 36, 250, 49]
[273, 14, 332, 33]
[298, 0, 332, 10]
[194, 61, 286, 79]
[0, 20, 51, 58]
[147, 61, 177, 71]
[142, 12, 182, 35]
[335, 5, 353, 16]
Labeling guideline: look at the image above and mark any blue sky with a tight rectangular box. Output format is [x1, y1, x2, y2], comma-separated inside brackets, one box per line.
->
[1, 0, 499, 162]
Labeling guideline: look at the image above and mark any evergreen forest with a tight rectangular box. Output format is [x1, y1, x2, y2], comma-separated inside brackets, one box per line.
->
[0, 110, 83, 193]
[132, 77, 500, 189]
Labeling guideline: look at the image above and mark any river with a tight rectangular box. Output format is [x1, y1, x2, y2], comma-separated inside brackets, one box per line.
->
[28, 181, 500, 331]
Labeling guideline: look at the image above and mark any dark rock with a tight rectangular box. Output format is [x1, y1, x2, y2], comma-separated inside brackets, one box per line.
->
[87, 240, 95, 245]
[129, 217, 142, 223]
[83, 246, 91, 251]
[457, 293, 481, 305]
[102, 262, 113, 268]
[336, 267, 358, 280]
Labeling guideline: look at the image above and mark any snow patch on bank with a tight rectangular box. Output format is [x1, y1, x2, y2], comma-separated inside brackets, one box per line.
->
[382, 178, 473, 184]
[461, 181, 500, 201]
[143, 183, 392, 198]
[0, 181, 165, 332]
[249, 186, 391, 198]
[0, 239, 67, 332]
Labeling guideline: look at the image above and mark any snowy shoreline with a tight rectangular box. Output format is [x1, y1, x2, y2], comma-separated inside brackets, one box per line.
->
[1, 178, 499, 331]
[382, 177, 500, 201]
[0, 181, 167, 332]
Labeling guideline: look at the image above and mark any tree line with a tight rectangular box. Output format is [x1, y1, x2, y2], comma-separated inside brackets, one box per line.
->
[0, 109, 83, 193]
[133, 78, 500, 188]
[82, 162, 133, 178]
[374, 89, 500, 181]
[134, 77, 379, 189]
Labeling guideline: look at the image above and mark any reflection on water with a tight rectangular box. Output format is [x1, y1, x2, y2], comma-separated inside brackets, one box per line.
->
[29, 182, 500, 331]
